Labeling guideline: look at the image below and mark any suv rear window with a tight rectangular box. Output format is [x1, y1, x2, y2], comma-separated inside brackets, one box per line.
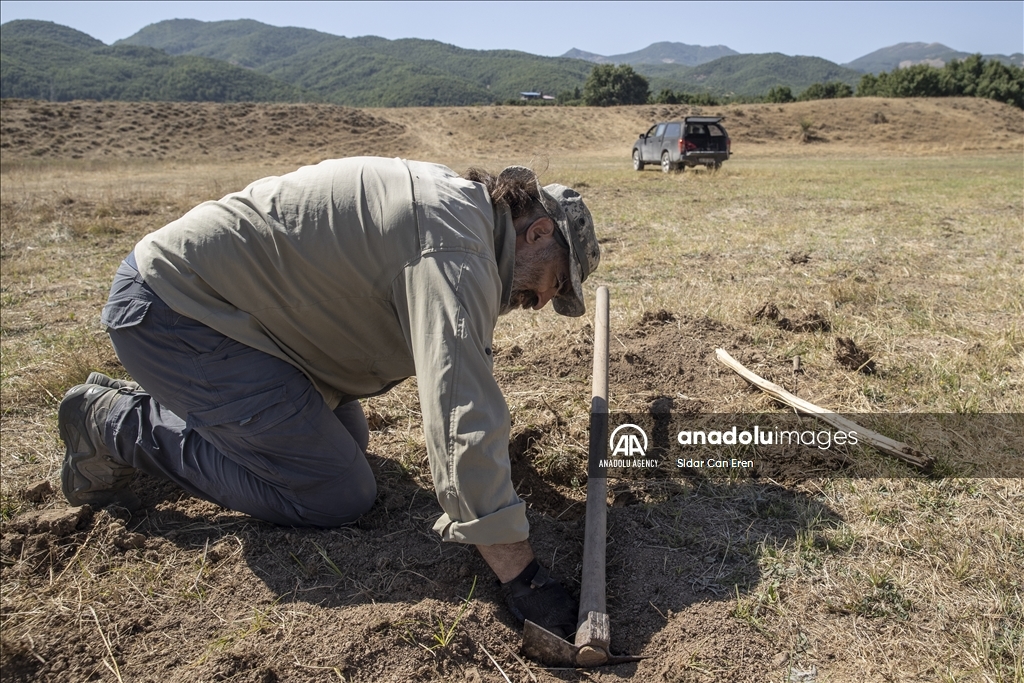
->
[709, 124, 725, 137]
[664, 123, 681, 138]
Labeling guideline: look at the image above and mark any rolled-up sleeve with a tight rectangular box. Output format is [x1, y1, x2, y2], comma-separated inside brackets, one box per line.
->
[394, 250, 528, 545]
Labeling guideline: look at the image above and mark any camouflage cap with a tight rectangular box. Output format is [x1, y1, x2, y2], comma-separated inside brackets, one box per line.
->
[538, 183, 600, 317]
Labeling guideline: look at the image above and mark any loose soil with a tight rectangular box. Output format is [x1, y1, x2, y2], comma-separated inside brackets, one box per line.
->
[0, 303, 932, 682]
[1, 312, 838, 682]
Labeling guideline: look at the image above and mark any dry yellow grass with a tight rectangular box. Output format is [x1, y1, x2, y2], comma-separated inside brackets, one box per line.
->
[3, 96, 1021, 167]
[1, 98, 1022, 682]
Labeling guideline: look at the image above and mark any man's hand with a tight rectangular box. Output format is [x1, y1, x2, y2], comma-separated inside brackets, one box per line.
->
[501, 560, 578, 639]
[476, 541, 578, 639]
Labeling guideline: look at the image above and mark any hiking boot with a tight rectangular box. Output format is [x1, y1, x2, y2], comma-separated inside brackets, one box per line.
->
[86, 371, 141, 392]
[59, 384, 136, 507]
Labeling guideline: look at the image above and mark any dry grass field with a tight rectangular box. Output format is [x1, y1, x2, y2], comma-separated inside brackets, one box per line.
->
[1, 97, 1022, 682]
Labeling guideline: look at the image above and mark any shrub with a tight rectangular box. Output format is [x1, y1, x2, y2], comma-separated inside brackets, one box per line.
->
[798, 81, 853, 101]
[764, 85, 796, 103]
[857, 55, 1024, 108]
[652, 88, 721, 106]
[582, 64, 650, 106]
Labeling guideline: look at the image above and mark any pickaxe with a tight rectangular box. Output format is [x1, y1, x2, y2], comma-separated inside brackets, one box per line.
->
[521, 286, 643, 667]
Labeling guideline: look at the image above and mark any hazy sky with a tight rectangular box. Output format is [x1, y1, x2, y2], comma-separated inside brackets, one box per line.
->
[1, 1, 1021, 64]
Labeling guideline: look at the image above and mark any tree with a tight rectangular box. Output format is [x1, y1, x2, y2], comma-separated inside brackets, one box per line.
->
[582, 64, 649, 106]
[857, 56, 1023, 108]
[797, 81, 853, 101]
[944, 55, 1024, 108]
[556, 86, 583, 105]
[764, 85, 795, 103]
[653, 88, 682, 104]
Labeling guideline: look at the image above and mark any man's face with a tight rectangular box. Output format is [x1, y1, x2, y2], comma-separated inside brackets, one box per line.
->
[504, 230, 571, 315]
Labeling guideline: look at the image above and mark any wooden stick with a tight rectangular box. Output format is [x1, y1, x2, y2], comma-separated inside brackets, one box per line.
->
[578, 286, 609, 629]
[715, 348, 934, 471]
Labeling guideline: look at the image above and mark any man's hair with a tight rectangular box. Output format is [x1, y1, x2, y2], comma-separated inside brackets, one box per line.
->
[463, 167, 548, 235]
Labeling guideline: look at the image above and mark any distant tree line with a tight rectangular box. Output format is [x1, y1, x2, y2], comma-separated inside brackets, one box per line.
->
[553, 57, 1022, 108]
[856, 55, 1023, 108]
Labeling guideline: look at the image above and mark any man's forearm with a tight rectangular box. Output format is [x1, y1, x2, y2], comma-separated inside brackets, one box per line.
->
[476, 540, 535, 583]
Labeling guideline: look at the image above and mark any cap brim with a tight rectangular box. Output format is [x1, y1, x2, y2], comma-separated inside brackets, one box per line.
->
[552, 245, 585, 317]
[539, 187, 587, 317]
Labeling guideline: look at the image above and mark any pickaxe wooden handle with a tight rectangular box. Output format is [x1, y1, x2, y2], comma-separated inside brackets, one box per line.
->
[522, 288, 643, 667]
[575, 285, 611, 665]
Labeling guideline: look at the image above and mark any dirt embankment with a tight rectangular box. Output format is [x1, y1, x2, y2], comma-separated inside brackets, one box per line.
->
[2, 96, 1021, 163]
[0, 100, 409, 163]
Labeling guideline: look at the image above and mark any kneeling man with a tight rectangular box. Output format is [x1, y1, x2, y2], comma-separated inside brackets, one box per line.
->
[58, 157, 600, 638]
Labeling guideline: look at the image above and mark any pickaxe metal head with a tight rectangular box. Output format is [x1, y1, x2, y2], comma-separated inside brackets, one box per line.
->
[522, 616, 644, 668]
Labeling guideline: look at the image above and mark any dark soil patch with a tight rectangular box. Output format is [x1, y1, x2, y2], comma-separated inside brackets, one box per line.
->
[2, 311, 840, 682]
[787, 252, 811, 265]
[753, 301, 831, 333]
[835, 336, 876, 374]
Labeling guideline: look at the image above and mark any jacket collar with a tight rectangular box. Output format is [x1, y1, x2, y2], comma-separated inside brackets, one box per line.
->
[494, 205, 515, 311]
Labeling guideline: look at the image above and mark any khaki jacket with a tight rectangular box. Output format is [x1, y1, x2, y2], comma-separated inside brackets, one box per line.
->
[135, 157, 526, 544]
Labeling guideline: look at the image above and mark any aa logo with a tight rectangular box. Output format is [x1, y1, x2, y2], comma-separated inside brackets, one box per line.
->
[609, 424, 648, 458]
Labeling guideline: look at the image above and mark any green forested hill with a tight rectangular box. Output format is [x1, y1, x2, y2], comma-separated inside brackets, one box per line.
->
[637, 53, 863, 96]
[845, 42, 1024, 74]
[588, 41, 738, 66]
[2, 19, 106, 51]
[0, 20, 312, 102]
[113, 19, 339, 68]
[118, 20, 867, 103]
[117, 19, 594, 106]
[1, 18, 877, 106]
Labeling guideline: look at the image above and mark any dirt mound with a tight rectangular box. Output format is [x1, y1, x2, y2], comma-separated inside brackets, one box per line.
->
[754, 302, 831, 333]
[0, 100, 408, 162]
[2, 97, 1021, 166]
[384, 97, 1024, 159]
[496, 313, 743, 521]
[834, 336, 876, 374]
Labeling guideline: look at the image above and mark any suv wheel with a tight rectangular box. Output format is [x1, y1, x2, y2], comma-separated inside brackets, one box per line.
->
[632, 149, 644, 171]
[661, 152, 674, 174]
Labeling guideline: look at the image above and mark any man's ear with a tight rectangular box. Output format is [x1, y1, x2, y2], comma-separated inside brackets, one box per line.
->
[524, 216, 556, 244]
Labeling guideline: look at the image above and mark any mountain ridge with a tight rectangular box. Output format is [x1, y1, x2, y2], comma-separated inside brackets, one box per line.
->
[113, 20, 864, 101]
[0, 20, 313, 103]
[561, 42, 739, 66]
[2, 19, 1020, 106]
[116, 19, 593, 106]
[845, 41, 1024, 73]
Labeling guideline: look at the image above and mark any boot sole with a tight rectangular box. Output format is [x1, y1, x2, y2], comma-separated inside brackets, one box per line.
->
[59, 386, 136, 507]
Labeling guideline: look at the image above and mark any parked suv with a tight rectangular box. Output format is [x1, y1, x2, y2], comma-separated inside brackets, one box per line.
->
[632, 117, 732, 172]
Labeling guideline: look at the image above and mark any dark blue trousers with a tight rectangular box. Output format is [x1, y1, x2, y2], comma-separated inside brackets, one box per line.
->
[99, 257, 377, 526]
